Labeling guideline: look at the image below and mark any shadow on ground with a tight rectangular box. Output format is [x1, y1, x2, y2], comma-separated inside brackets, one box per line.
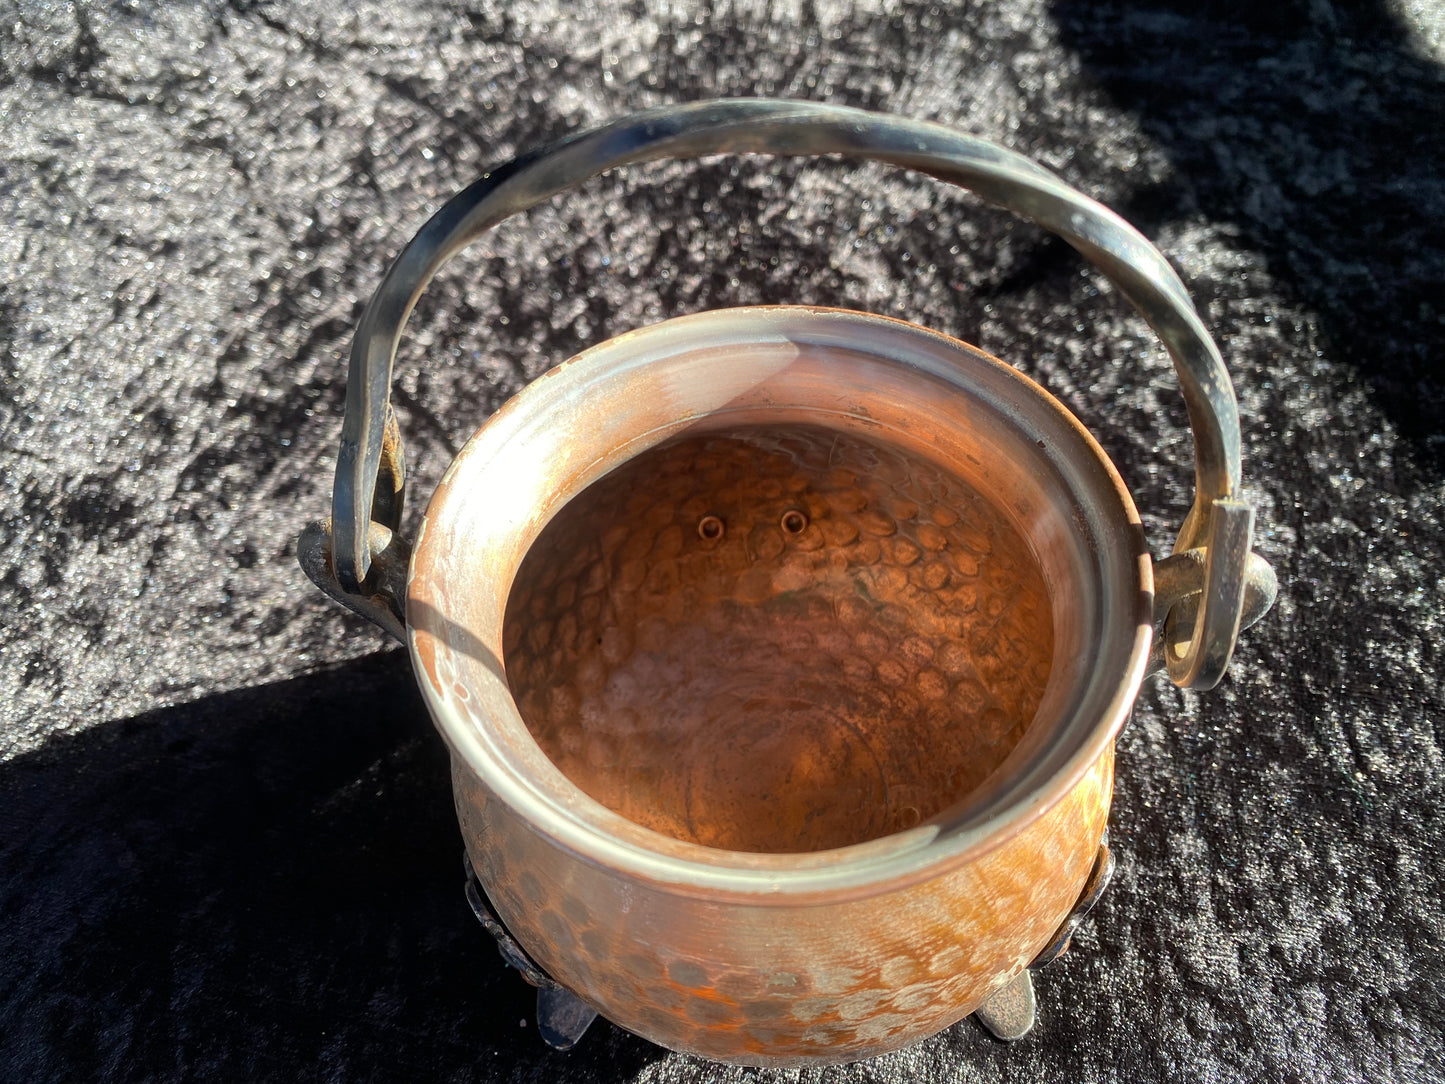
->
[0, 650, 661, 1082]
[1051, 0, 1445, 473]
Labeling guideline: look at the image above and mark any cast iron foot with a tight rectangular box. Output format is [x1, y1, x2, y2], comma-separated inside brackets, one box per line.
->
[974, 970, 1036, 1041]
[973, 832, 1115, 1041]
[536, 985, 599, 1051]
[463, 855, 599, 1051]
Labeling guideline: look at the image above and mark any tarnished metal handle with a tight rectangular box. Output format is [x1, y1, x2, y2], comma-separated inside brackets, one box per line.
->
[306, 98, 1275, 689]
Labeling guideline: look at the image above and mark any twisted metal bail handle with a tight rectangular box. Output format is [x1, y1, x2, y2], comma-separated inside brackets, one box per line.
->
[318, 98, 1267, 689]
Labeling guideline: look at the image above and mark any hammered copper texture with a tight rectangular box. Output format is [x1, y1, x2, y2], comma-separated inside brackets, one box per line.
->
[6, 2, 1443, 1081]
[501, 424, 1054, 853]
[454, 749, 1112, 1066]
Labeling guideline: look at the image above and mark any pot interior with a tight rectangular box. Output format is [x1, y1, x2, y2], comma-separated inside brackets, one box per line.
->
[502, 420, 1054, 854]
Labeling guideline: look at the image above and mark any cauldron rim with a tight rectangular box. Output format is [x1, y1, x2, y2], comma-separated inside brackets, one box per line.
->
[408, 306, 1152, 902]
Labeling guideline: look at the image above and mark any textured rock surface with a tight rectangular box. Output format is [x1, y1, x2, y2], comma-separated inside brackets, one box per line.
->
[1, 0, 1442, 1081]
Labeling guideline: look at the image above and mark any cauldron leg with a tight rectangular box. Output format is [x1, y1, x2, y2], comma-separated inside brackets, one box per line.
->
[463, 854, 599, 1050]
[973, 970, 1036, 1041]
[976, 833, 1115, 1041]
[536, 985, 599, 1051]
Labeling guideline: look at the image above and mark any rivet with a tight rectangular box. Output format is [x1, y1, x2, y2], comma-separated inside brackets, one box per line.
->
[780, 509, 809, 535]
[697, 515, 725, 541]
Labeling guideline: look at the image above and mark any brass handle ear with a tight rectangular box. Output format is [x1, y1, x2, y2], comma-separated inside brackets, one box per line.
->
[1151, 531, 1279, 685]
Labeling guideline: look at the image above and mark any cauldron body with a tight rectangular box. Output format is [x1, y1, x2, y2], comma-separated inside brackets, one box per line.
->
[407, 308, 1147, 1065]
[300, 100, 1276, 1067]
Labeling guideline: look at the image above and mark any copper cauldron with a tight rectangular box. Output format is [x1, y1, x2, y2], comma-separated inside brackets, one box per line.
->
[300, 100, 1277, 1067]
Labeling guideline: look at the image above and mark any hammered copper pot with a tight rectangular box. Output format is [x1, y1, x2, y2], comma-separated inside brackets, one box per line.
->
[300, 100, 1277, 1067]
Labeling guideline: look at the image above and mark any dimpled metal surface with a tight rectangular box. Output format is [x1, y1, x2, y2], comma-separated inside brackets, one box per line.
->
[502, 424, 1054, 853]
[412, 307, 1146, 1067]
[455, 749, 1111, 1066]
